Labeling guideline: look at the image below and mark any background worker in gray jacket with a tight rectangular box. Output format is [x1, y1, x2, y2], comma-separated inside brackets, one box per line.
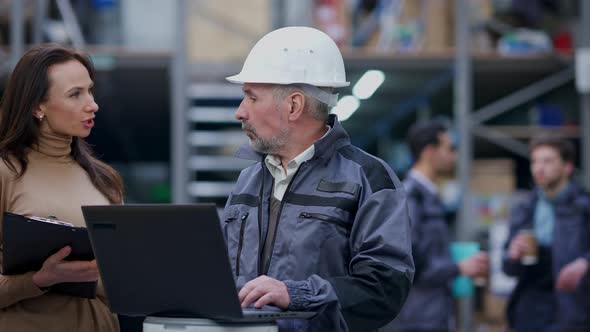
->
[388, 121, 488, 332]
[503, 136, 590, 332]
[221, 26, 415, 332]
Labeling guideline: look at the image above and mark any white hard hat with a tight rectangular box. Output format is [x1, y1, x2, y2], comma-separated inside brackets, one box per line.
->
[226, 26, 349, 88]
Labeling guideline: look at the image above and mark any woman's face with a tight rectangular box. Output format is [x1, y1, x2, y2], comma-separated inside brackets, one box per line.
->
[36, 60, 98, 138]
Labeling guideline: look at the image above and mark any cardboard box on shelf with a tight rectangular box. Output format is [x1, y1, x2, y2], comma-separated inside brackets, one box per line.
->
[400, 0, 421, 22]
[472, 159, 515, 175]
[423, 0, 453, 52]
[187, 0, 271, 63]
[349, 0, 494, 53]
[471, 175, 516, 194]
[430, 0, 494, 52]
[471, 159, 516, 194]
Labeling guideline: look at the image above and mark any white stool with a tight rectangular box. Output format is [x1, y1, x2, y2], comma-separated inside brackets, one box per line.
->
[143, 316, 278, 332]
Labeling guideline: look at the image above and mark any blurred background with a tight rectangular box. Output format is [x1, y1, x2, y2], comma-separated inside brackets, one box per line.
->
[1, 1, 589, 331]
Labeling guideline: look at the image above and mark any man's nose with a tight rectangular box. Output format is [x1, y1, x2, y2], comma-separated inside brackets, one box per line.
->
[235, 99, 247, 121]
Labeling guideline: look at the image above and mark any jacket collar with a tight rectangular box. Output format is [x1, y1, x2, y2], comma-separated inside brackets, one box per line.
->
[234, 114, 351, 162]
[408, 169, 438, 195]
[533, 181, 587, 209]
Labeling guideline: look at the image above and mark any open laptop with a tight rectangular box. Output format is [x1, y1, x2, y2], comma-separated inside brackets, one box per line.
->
[81, 204, 315, 323]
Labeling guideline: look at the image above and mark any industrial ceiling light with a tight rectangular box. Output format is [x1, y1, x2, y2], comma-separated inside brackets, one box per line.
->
[352, 70, 385, 100]
[331, 95, 360, 122]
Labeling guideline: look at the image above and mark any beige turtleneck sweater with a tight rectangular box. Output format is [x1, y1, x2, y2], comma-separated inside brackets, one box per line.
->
[0, 128, 119, 332]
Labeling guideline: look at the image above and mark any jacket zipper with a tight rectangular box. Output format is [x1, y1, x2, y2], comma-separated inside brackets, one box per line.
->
[257, 169, 265, 275]
[263, 162, 305, 276]
[235, 212, 249, 276]
[299, 212, 351, 232]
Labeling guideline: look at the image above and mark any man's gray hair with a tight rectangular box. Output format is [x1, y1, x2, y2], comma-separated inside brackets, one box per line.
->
[272, 85, 332, 122]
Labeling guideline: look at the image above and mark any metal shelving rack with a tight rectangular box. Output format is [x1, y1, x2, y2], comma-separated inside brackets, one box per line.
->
[8, 0, 585, 204]
[452, 1, 588, 329]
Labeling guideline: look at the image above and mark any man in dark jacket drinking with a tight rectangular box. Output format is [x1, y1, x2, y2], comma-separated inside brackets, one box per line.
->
[503, 136, 590, 332]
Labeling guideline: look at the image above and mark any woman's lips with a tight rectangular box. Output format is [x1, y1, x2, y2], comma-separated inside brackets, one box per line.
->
[83, 118, 94, 129]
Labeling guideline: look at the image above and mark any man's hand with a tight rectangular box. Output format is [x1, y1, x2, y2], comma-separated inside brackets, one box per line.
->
[238, 275, 290, 309]
[556, 258, 589, 292]
[458, 252, 489, 278]
[32, 246, 99, 288]
[507, 234, 534, 261]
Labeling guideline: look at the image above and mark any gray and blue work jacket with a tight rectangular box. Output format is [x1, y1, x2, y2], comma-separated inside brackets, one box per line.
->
[221, 115, 414, 332]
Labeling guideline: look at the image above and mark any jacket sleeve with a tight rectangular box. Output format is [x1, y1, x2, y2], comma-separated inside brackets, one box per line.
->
[0, 168, 47, 309]
[284, 188, 414, 331]
[502, 201, 530, 277]
[408, 193, 460, 286]
[578, 195, 590, 263]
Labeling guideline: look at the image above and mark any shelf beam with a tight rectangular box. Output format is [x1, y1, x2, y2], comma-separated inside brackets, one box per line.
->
[470, 67, 574, 126]
[33, 0, 49, 44]
[454, 1, 474, 332]
[454, 0, 473, 242]
[472, 126, 530, 158]
[56, 0, 85, 48]
[9, 0, 24, 69]
[171, 0, 190, 203]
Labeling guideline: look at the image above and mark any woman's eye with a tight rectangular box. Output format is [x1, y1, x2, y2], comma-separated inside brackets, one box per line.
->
[70, 91, 80, 98]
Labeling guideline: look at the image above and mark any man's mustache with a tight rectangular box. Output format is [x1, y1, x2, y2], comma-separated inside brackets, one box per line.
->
[242, 122, 255, 133]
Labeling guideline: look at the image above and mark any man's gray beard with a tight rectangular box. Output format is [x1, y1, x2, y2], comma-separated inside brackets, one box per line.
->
[250, 128, 289, 155]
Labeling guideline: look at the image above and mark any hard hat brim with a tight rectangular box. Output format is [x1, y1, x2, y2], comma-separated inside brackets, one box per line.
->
[225, 74, 350, 88]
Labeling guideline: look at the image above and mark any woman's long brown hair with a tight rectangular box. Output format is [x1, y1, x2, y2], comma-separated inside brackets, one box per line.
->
[0, 44, 124, 204]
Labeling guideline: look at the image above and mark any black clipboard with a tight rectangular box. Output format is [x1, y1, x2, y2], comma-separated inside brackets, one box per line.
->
[2, 212, 97, 298]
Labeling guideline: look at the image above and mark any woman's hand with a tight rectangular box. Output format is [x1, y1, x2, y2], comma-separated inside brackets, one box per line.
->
[32, 246, 99, 289]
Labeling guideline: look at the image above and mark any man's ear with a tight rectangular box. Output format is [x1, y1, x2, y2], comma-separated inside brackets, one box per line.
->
[287, 92, 305, 121]
[424, 144, 434, 155]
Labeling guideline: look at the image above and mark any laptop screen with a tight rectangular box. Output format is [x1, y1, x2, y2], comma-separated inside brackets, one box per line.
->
[82, 204, 243, 320]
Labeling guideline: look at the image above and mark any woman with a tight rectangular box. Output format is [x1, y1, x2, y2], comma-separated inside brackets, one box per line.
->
[0, 45, 123, 331]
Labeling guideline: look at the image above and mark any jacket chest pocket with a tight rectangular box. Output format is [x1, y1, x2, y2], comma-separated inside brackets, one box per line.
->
[293, 210, 351, 277]
[299, 212, 351, 234]
[224, 208, 252, 276]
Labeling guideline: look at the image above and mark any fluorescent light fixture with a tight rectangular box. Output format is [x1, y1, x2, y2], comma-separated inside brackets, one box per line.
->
[352, 70, 385, 100]
[331, 95, 360, 122]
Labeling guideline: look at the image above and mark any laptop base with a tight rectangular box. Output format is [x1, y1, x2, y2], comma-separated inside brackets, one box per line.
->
[143, 316, 277, 332]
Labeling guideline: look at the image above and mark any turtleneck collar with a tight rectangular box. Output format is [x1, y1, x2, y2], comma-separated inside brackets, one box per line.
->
[33, 125, 73, 159]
